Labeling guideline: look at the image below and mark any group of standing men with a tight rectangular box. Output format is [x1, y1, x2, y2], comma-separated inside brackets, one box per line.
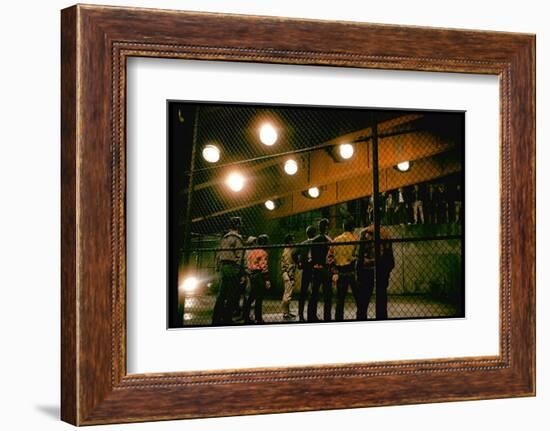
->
[212, 215, 395, 326]
[367, 183, 463, 226]
[294, 218, 395, 323]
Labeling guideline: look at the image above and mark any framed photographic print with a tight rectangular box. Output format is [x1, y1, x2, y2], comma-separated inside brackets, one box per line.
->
[61, 4, 535, 425]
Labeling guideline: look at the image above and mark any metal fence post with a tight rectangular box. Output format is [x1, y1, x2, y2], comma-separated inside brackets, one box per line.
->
[371, 115, 388, 320]
[179, 107, 200, 325]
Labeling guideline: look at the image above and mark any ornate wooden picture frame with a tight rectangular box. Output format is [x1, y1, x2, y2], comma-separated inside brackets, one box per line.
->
[61, 4, 535, 425]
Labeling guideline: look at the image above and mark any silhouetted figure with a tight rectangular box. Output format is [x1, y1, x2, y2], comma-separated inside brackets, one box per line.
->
[375, 226, 395, 320]
[426, 184, 436, 224]
[395, 187, 408, 225]
[243, 234, 270, 324]
[294, 225, 317, 322]
[453, 184, 463, 223]
[356, 225, 395, 320]
[378, 192, 387, 225]
[366, 195, 374, 225]
[411, 184, 425, 224]
[332, 219, 359, 321]
[238, 236, 257, 320]
[356, 226, 375, 320]
[212, 217, 244, 325]
[309, 219, 333, 322]
[436, 184, 449, 224]
[384, 192, 394, 225]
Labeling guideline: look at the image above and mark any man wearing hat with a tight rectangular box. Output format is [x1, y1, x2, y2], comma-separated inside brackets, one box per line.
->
[212, 216, 245, 325]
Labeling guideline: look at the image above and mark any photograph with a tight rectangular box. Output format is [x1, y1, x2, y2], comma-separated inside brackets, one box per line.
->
[0, 0, 543, 428]
[168, 102, 465, 328]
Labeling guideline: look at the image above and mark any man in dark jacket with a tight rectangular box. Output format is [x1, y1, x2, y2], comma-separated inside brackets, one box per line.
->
[356, 225, 395, 320]
[293, 225, 317, 322]
[394, 187, 409, 225]
[308, 219, 333, 322]
[212, 217, 244, 325]
[375, 226, 395, 319]
[356, 226, 375, 320]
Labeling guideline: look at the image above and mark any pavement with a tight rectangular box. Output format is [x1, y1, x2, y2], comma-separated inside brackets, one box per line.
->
[181, 294, 458, 326]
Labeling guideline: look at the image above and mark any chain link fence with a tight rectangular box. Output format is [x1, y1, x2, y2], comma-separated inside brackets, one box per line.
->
[168, 102, 464, 327]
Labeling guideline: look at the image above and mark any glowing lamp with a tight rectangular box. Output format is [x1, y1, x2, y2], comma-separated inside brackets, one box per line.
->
[226, 172, 245, 192]
[396, 161, 410, 172]
[265, 200, 276, 210]
[284, 158, 298, 175]
[181, 276, 199, 294]
[308, 187, 320, 198]
[201, 144, 221, 163]
[338, 143, 354, 160]
[259, 123, 278, 146]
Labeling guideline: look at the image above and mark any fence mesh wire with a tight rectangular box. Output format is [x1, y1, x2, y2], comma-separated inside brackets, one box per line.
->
[169, 102, 464, 327]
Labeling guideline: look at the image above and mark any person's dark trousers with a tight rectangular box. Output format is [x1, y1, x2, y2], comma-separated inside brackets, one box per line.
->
[335, 265, 357, 321]
[242, 271, 265, 323]
[375, 269, 390, 320]
[356, 267, 375, 320]
[212, 263, 240, 325]
[234, 278, 246, 317]
[396, 203, 407, 224]
[310, 266, 332, 321]
[425, 201, 434, 224]
[383, 209, 392, 225]
[307, 271, 320, 322]
[322, 269, 333, 321]
[298, 266, 312, 320]
[436, 202, 448, 224]
[307, 267, 330, 322]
